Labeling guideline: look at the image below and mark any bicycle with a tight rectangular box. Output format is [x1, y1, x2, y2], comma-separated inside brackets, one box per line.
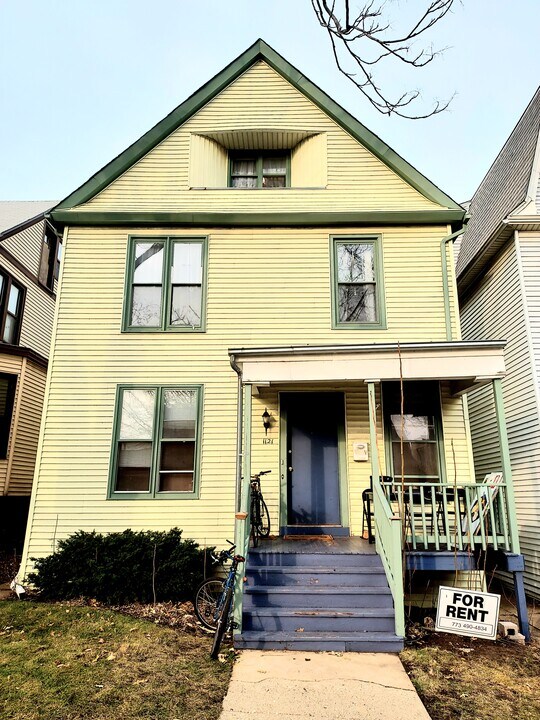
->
[192, 541, 245, 659]
[250, 470, 271, 548]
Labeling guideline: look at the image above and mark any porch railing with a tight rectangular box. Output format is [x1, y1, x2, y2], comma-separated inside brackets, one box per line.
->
[381, 481, 513, 553]
[372, 478, 405, 637]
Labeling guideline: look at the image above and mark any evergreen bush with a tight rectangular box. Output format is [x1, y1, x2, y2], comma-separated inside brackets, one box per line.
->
[28, 528, 211, 604]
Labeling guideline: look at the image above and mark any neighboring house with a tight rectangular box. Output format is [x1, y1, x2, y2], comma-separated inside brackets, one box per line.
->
[458, 87, 540, 599]
[20, 41, 527, 650]
[0, 201, 60, 549]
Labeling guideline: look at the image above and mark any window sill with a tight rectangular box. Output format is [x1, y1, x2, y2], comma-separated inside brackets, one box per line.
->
[121, 326, 206, 334]
[332, 322, 387, 331]
[189, 186, 328, 191]
[108, 491, 200, 500]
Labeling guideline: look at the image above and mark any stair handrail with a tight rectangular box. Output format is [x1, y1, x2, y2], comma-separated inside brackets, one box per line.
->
[232, 478, 251, 635]
[372, 478, 405, 637]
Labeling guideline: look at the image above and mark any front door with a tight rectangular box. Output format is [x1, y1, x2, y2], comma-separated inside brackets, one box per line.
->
[281, 392, 345, 531]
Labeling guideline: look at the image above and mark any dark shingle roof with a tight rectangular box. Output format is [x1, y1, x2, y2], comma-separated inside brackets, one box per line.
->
[456, 87, 540, 280]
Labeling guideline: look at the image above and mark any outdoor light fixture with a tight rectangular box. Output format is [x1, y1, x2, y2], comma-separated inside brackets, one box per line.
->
[262, 408, 272, 435]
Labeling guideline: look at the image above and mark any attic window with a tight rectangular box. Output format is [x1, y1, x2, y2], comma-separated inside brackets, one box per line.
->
[229, 152, 289, 188]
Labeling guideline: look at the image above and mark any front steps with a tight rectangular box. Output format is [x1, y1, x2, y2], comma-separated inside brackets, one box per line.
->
[235, 543, 404, 652]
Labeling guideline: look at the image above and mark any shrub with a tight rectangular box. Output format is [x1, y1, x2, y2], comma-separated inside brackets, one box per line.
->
[28, 528, 212, 604]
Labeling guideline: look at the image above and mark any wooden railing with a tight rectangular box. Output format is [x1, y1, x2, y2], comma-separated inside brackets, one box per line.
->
[381, 481, 513, 553]
[372, 479, 405, 637]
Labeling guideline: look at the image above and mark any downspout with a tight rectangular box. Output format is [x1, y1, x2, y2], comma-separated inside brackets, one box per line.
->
[229, 354, 244, 512]
[441, 227, 465, 341]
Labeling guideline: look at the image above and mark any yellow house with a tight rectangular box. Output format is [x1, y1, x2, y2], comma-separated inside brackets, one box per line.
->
[21, 41, 526, 650]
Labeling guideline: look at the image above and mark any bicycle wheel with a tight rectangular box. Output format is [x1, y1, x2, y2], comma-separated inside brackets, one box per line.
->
[210, 585, 233, 659]
[250, 496, 260, 548]
[193, 578, 224, 630]
[258, 498, 271, 537]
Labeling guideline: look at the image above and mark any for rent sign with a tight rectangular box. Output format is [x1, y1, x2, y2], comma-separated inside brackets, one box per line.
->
[436, 586, 500, 640]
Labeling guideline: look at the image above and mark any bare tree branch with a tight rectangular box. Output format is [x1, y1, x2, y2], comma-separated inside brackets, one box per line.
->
[311, 0, 456, 119]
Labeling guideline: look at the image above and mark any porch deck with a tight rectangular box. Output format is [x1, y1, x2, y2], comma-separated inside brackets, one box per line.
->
[256, 536, 376, 554]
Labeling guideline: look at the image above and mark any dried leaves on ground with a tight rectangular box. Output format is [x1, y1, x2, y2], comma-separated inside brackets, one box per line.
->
[401, 630, 540, 720]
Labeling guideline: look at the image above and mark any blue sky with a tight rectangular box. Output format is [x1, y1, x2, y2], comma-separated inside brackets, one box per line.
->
[0, 0, 538, 203]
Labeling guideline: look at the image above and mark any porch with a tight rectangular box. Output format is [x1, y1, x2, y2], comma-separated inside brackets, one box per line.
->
[228, 341, 528, 647]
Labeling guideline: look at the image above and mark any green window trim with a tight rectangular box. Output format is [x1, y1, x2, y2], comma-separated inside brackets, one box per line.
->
[382, 380, 447, 485]
[330, 234, 386, 330]
[108, 384, 203, 500]
[228, 151, 291, 188]
[122, 235, 208, 333]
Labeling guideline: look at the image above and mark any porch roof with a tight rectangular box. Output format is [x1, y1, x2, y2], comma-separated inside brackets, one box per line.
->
[229, 341, 506, 395]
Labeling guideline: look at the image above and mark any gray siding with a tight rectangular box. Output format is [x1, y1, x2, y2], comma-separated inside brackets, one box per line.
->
[461, 237, 540, 597]
[2, 219, 45, 278]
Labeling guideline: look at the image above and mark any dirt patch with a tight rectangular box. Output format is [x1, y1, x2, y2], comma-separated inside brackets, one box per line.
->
[401, 628, 540, 720]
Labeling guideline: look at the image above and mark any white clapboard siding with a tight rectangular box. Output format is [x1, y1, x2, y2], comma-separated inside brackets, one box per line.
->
[461, 236, 540, 597]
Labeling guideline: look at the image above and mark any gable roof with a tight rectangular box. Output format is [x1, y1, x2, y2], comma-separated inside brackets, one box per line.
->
[51, 39, 462, 219]
[456, 86, 540, 288]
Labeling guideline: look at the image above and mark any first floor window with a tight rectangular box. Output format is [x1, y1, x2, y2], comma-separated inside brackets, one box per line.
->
[110, 385, 202, 497]
[124, 236, 207, 332]
[0, 373, 16, 459]
[382, 381, 443, 482]
[0, 271, 24, 344]
[331, 236, 385, 329]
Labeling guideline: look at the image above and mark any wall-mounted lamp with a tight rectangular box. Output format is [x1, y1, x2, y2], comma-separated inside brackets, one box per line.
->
[262, 408, 272, 435]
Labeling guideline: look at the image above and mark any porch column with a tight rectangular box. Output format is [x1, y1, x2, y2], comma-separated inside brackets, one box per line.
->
[492, 378, 520, 554]
[367, 381, 380, 485]
[233, 384, 252, 635]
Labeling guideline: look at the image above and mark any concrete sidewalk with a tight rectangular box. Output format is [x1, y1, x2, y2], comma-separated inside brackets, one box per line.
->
[219, 651, 430, 720]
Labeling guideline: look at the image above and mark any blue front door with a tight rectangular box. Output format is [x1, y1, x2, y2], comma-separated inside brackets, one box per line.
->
[283, 392, 343, 528]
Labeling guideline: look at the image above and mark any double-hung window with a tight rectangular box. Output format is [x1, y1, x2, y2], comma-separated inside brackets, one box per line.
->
[109, 385, 202, 499]
[331, 236, 386, 329]
[229, 152, 289, 188]
[124, 236, 207, 332]
[382, 381, 444, 483]
[0, 271, 24, 344]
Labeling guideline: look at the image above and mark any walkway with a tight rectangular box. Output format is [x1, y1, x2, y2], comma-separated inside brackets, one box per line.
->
[219, 650, 430, 720]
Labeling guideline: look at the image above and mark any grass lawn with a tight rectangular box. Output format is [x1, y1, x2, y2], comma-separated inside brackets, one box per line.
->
[401, 633, 540, 720]
[0, 600, 232, 720]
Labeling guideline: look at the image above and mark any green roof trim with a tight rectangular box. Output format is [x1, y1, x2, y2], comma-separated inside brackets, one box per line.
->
[53, 39, 463, 214]
[49, 209, 464, 227]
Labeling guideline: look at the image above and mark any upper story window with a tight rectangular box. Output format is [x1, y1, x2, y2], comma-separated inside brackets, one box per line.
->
[39, 224, 62, 292]
[123, 236, 207, 332]
[229, 152, 290, 188]
[330, 235, 386, 330]
[0, 271, 24, 345]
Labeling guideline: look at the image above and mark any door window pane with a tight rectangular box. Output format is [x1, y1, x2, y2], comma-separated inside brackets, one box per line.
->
[131, 286, 162, 327]
[119, 389, 155, 439]
[162, 390, 197, 438]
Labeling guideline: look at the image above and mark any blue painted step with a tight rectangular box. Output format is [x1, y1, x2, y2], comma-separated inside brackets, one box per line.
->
[243, 607, 396, 633]
[243, 585, 394, 609]
[236, 631, 404, 653]
[247, 566, 388, 586]
[247, 551, 382, 567]
[238, 542, 403, 652]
